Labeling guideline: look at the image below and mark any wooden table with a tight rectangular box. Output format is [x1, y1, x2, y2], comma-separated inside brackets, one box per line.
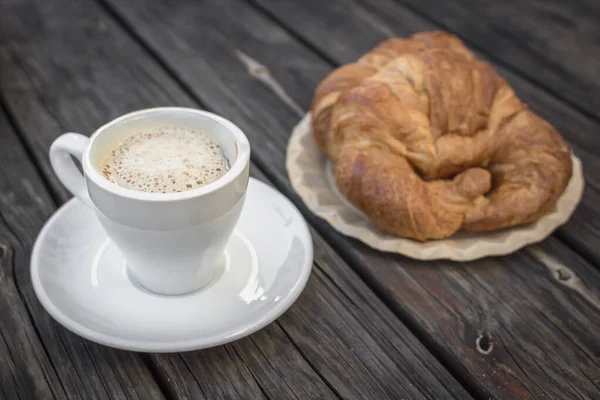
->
[1, 0, 599, 398]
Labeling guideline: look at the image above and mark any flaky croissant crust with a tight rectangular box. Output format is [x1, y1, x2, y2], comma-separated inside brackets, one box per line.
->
[311, 31, 572, 241]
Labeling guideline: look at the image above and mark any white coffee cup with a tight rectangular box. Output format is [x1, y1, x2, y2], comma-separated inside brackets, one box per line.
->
[49, 107, 251, 295]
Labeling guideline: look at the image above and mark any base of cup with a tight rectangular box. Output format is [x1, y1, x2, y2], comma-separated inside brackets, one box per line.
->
[126, 254, 227, 296]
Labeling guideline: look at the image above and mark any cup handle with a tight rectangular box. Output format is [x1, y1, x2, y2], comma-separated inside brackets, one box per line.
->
[49, 133, 93, 207]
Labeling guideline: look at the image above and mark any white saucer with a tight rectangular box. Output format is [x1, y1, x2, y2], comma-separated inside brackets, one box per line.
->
[31, 178, 313, 353]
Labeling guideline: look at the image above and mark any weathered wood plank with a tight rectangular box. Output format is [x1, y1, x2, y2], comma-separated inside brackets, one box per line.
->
[100, 0, 600, 397]
[250, 0, 600, 267]
[146, 316, 335, 400]
[0, 103, 166, 399]
[0, 108, 69, 400]
[150, 169, 472, 400]
[0, 0, 470, 398]
[0, 108, 166, 400]
[0, 5, 175, 400]
[363, 0, 600, 122]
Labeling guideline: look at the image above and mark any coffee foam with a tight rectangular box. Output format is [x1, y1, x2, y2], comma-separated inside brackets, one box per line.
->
[101, 126, 229, 193]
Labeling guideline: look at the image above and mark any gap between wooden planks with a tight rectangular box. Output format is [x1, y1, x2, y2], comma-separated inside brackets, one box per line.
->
[0, 0, 470, 398]
[249, 0, 600, 270]
[0, 103, 166, 399]
[96, 0, 600, 398]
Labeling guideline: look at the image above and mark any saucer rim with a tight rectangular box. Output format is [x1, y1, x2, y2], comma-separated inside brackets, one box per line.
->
[30, 178, 313, 353]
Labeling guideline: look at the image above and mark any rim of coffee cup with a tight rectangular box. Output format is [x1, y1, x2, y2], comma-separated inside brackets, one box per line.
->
[82, 107, 251, 202]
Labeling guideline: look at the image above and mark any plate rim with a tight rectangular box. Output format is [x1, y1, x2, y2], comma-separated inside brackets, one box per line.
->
[286, 112, 584, 261]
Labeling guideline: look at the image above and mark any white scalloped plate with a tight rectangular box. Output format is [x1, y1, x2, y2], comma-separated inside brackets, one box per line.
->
[286, 113, 584, 261]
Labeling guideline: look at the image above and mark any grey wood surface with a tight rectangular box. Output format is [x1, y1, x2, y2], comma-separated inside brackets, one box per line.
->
[0, 108, 68, 400]
[250, 0, 600, 270]
[345, 0, 600, 266]
[0, 109, 165, 400]
[0, 0, 472, 398]
[0, 0, 599, 398]
[94, 0, 600, 398]
[363, 0, 600, 122]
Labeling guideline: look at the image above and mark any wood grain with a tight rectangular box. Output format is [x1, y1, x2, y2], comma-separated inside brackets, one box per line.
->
[0, 3, 174, 398]
[100, 0, 600, 397]
[348, 0, 600, 264]
[361, 0, 600, 122]
[0, 0, 470, 398]
[0, 108, 69, 400]
[0, 109, 164, 399]
[250, 0, 600, 268]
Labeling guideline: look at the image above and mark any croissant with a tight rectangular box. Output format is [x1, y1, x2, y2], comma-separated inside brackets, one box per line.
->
[311, 31, 572, 241]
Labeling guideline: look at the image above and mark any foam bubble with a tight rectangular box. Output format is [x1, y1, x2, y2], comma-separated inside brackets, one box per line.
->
[100, 126, 230, 193]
